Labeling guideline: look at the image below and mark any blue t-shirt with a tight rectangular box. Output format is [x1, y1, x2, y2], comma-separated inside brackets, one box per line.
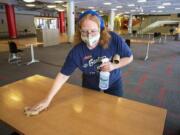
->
[60, 32, 132, 89]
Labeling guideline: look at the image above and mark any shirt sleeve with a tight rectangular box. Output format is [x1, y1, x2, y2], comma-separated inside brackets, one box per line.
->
[60, 49, 78, 76]
[112, 32, 132, 58]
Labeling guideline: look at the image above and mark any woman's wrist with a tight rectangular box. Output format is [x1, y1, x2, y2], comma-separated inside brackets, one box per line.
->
[112, 63, 120, 70]
[46, 96, 52, 104]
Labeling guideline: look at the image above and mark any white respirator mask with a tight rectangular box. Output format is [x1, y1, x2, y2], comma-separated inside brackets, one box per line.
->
[81, 33, 100, 47]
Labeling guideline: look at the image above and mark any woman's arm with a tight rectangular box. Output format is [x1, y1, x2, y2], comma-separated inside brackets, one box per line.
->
[46, 73, 70, 103]
[100, 55, 133, 72]
[25, 72, 69, 114]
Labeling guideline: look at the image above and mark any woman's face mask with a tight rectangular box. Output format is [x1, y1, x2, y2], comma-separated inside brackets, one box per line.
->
[80, 19, 100, 48]
[81, 33, 100, 47]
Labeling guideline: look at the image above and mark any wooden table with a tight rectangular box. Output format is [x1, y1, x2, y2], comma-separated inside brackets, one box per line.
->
[130, 39, 155, 45]
[0, 75, 167, 135]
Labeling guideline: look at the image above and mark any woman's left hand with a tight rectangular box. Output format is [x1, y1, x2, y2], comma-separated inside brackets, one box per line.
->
[99, 62, 117, 72]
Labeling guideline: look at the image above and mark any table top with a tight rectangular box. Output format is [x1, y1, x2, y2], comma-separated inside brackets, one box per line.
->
[0, 75, 167, 135]
[131, 39, 155, 44]
[25, 42, 43, 47]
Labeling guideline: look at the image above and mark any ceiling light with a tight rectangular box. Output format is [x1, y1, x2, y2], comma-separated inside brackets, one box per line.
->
[117, 13, 123, 16]
[54, 0, 64, 3]
[128, 4, 135, 7]
[130, 10, 136, 12]
[47, 5, 56, 8]
[23, 0, 35, 2]
[139, 12, 144, 14]
[175, 8, 180, 10]
[26, 4, 35, 7]
[158, 6, 165, 9]
[55, 8, 65, 11]
[125, 11, 130, 14]
[99, 10, 103, 13]
[137, 0, 147, 3]
[103, 2, 112, 5]
[111, 8, 117, 11]
[88, 7, 95, 9]
[151, 10, 156, 12]
[158, 10, 162, 12]
[116, 6, 122, 8]
[62, 4, 67, 8]
[162, 2, 171, 6]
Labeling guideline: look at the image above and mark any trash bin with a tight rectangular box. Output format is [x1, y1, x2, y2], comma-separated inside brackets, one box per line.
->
[125, 39, 131, 48]
[174, 33, 180, 41]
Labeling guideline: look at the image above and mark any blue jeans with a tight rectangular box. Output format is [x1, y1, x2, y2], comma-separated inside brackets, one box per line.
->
[104, 79, 123, 97]
[82, 75, 123, 97]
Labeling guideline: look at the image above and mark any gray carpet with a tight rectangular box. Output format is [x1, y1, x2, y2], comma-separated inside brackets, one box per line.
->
[0, 40, 180, 135]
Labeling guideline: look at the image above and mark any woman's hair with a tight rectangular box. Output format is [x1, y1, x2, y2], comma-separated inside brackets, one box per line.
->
[74, 14, 111, 48]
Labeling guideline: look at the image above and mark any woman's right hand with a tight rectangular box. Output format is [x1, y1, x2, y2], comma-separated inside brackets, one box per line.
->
[24, 98, 51, 116]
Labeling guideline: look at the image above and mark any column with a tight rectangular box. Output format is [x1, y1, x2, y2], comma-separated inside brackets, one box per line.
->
[109, 10, 115, 31]
[67, 0, 75, 43]
[128, 14, 133, 34]
[58, 11, 66, 33]
[177, 23, 180, 40]
[5, 4, 17, 38]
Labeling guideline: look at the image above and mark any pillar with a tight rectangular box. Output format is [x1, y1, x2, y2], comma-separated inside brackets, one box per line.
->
[58, 11, 66, 33]
[5, 4, 17, 38]
[128, 14, 133, 34]
[109, 10, 115, 31]
[67, 0, 75, 43]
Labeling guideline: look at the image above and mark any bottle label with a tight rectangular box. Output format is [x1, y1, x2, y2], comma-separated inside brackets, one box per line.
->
[99, 72, 110, 90]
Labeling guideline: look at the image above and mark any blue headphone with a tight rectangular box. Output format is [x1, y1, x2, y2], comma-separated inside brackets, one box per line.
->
[78, 10, 105, 30]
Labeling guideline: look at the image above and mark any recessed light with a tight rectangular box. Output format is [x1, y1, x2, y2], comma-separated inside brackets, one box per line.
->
[55, 8, 65, 11]
[158, 6, 165, 9]
[116, 6, 122, 8]
[54, 1, 64, 3]
[162, 2, 171, 6]
[130, 10, 136, 12]
[88, 7, 95, 9]
[99, 10, 103, 13]
[128, 4, 135, 7]
[62, 4, 67, 8]
[111, 8, 117, 11]
[151, 10, 156, 12]
[104, 2, 112, 5]
[139, 12, 144, 14]
[26, 4, 35, 7]
[137, 0, 147, 3]
[23, 0, 35, 3]
[47, 5, 56, 8]
[125, 11, 130, 14]
[117, 13, 123, 16]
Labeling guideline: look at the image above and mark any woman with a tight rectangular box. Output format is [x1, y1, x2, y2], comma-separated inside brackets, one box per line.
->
[25, 10, 133, 115]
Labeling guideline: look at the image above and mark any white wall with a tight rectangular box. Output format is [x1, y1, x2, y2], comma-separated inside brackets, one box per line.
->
[0, 12, 8, 34]
[0, 11, 37, 36]
[16, 14, 36, 34]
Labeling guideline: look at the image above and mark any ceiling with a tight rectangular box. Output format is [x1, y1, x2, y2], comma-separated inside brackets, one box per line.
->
[1, 0, 180, 15]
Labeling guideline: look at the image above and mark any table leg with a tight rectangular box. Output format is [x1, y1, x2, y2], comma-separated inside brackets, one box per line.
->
[27, 44, 39, 65]
[144, 42, 150, 61]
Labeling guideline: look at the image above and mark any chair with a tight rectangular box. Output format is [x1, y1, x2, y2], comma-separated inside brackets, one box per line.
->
[8, 41, 23, 64]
